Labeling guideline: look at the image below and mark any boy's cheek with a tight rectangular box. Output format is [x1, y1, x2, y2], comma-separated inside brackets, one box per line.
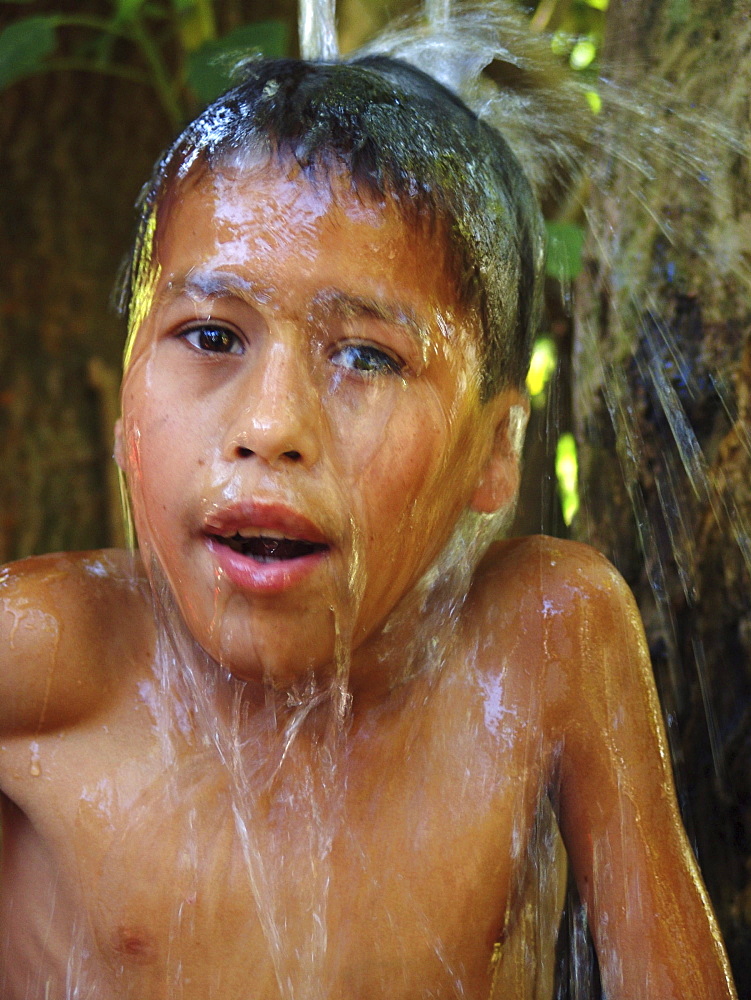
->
[323, 384, 418, 480]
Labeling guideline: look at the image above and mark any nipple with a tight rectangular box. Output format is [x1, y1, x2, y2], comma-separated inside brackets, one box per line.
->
[111, 923, 158, 964]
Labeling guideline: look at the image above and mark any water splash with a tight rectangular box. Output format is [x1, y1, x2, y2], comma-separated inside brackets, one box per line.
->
[18, 2, 747, 997]
[426, 0, 452, 31]
[570, 18, 751, 993]
[364, 1, 749, 992]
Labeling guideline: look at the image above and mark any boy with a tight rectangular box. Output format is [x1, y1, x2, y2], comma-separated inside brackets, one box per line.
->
[0, 57, 738, 999]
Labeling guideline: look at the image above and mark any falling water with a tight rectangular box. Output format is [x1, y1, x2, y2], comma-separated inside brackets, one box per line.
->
[27, 1, 747, 997]
[425, 0, 452, 30]
[363, 1, 751, 996]
[298, 0, 339, 61]
[572, 36, 751, 991]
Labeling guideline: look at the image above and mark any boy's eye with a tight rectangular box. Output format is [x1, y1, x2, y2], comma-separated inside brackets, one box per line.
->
[181, 325, 243, 355]
[330, 343, 403, 376]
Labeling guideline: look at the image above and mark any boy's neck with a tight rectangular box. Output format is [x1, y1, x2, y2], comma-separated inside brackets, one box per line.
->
[137, 516, 484, 735]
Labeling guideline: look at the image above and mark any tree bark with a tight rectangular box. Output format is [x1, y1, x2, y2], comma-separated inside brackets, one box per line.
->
[574, 1, 751, 993]
[0, 0, 300, 563]
[0, 67, 169, 560]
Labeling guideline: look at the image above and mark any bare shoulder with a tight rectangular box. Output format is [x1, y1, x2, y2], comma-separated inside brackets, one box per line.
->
[473, 534, 634, 620]
[0, 549, 153, 736]
[470, 535, 646, 719]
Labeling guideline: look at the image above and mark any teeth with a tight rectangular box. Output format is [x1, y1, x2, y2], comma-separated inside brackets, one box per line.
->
[236, 528, 287, 540]
[214, 527, 289, 540]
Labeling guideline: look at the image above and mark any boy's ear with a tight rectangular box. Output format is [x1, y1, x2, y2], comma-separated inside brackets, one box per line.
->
[113, 418, 126, 471]
[470, 394, 529, 515]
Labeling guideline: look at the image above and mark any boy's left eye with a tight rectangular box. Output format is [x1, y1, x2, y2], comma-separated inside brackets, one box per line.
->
[330, 343, 403, 376]
[181, 325, 243, 355]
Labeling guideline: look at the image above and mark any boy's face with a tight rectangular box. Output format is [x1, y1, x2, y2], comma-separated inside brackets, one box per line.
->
[119, 161, 522, 690]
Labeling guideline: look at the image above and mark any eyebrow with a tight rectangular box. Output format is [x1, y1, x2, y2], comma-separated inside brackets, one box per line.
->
[157, 270, 431, 356]
[312, 290, 430, 358]
[157, 270, 273, 308]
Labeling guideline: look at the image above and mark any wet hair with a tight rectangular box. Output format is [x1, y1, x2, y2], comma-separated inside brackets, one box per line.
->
[120, 56, 545, 397]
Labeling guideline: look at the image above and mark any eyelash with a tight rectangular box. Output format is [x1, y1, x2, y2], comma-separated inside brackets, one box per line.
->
[180, 324, 244, 355]
[178, 324, 405, 377]
[330, 342, 405, 377]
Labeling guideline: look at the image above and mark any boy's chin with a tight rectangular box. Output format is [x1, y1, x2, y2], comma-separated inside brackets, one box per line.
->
[144, 555, 344, 694]
[217, 649, 339, 693]
[191, 608, 344, 694]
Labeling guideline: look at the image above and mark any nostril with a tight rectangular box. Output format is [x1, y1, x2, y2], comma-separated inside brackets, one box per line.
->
[229, 443, 304, 462]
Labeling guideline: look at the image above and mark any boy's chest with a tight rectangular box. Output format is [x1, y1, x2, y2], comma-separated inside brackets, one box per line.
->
[5, 676, 551, 999]
[79, 790, 521, 996]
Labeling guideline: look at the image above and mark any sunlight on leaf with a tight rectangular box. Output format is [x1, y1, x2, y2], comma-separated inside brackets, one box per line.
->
[527, 338, 557, 401]
[570, 37, 596, 70]
[555, 433, 579, 526]
[585, 88, 602, 114]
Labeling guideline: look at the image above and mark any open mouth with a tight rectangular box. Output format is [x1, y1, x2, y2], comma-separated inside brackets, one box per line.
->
[211, 533, 329, 563]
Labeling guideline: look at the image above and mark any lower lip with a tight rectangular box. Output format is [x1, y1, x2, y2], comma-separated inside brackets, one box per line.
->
[205, 536, 328, 594]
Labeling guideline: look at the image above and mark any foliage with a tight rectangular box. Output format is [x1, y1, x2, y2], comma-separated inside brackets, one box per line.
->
[545, 220, 586, 281]
[0, 13, 55, 89]
[186, 20, 288, 104]
[0, 0, 289, 125]
[522, 0, 610, 282]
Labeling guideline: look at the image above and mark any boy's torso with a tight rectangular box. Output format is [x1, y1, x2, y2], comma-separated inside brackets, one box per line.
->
[0, 542, 564, 1000]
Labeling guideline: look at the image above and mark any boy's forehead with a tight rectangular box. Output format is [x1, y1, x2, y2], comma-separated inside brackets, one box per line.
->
[153, 162, 465, 319]
[164, 163, 409, 255]
[122, 162, 487, 386]
[197, 160, 391, 227]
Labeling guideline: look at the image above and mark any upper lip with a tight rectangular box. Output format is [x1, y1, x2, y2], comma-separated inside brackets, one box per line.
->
[203, 501, 330, 546]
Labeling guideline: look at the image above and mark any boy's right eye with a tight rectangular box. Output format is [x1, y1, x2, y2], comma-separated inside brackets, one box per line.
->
[180, 325, 243, 355]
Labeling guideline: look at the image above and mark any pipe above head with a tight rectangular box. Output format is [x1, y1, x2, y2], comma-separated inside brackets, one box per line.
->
[299, 0, 340, 61]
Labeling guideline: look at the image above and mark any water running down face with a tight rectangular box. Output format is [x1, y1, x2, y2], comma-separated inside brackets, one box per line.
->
[117, 161, 525, 692]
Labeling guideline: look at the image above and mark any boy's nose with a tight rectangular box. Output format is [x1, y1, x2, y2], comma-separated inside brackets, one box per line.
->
[222, 342, 322, 468]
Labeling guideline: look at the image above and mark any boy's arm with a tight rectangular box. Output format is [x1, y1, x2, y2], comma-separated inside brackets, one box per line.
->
[547, 543, 737, 1000]
[0, 551, 134, 739]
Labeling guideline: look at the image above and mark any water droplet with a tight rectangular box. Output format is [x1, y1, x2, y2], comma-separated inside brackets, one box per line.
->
[30, 741, 41, 777]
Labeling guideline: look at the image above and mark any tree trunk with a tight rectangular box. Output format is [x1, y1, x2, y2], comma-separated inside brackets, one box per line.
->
[574, 1, 751, 993]
[0, 0, 300, 564]
[0, 67, 171, 560]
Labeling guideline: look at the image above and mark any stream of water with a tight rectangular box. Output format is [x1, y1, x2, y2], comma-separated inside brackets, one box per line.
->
[49, 1, 749, 996]
[316, 0, 751, 994]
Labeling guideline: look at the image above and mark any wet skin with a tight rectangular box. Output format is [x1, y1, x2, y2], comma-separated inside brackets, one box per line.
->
[0, 166, 737, 999]
[118, 164, 513, 693]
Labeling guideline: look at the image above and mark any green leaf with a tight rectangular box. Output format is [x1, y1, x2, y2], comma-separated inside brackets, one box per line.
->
[0, 16, 57, 90]
[187, 21, 288, 104]
[115, 0, 148, 21]
[545, 221, 585, 281]
[669, 0, 691, 25]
